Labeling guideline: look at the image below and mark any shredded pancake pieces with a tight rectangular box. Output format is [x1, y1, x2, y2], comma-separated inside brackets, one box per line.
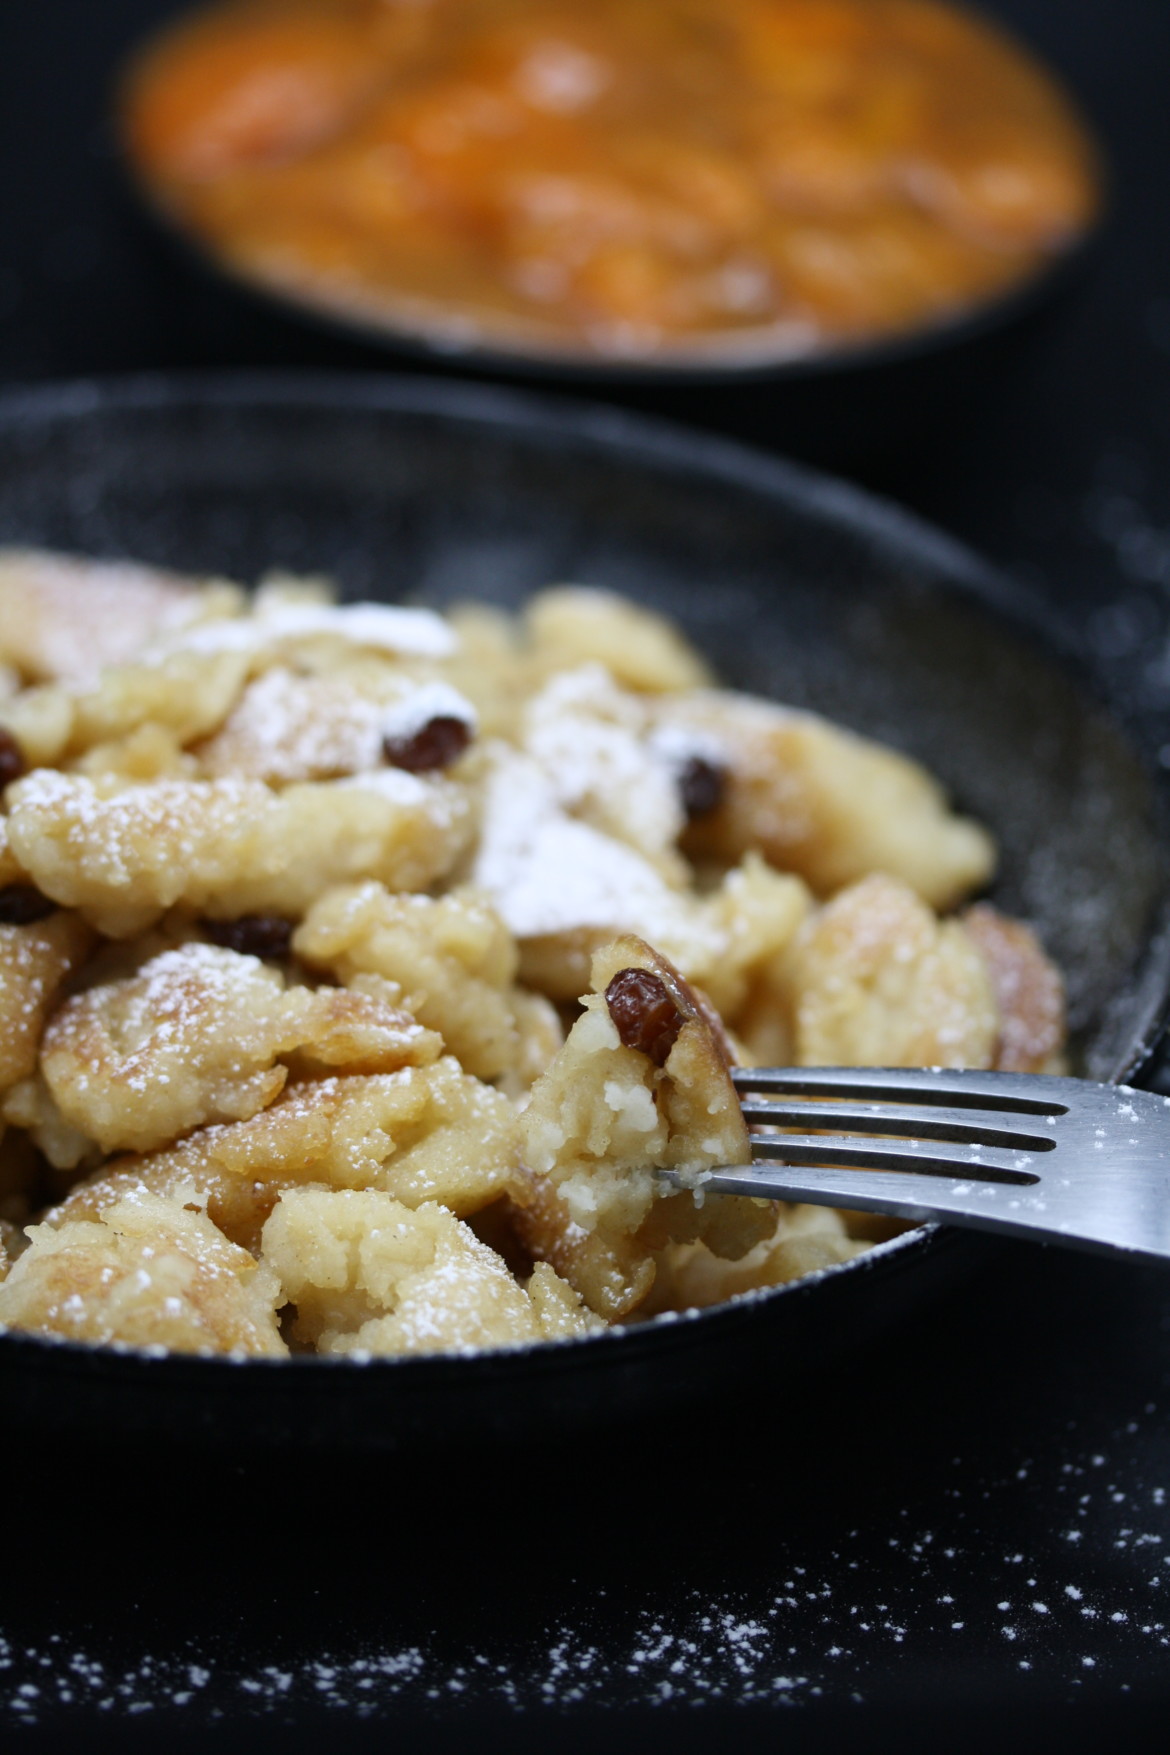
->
[0, 554, 1065, 1358]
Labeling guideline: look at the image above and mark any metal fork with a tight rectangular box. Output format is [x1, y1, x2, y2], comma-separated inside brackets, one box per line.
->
[660, 1068, 1170, 1263]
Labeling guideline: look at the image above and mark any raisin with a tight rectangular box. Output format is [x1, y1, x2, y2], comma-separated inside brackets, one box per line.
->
[203, 914, 294, 960]
[0, 726, 26, 789]
[605, 967, 685, 1067]
[678, 754, 725, 820]
[0, 885, 56, 926]
[383, 716, 471, 773]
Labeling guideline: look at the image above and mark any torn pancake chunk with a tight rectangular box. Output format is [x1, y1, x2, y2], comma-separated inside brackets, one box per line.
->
[262, 1190, 558, 1356]
[295, 882, 535, 1083]
[656, 690, 995, 909]
[518, 935, 770, 1318]
[787, 872, 999, 1067]
[7, 768, 472, 936]
[963, 902, 1066, 1073]
[40, 941, 441, 1155]
[647, 1206, 868, 1311]
[0, 1188, 286, 1356]
[0, 548, 242, 685]
[525, 587, 712, 695]
[48, 1058, 523, 1253]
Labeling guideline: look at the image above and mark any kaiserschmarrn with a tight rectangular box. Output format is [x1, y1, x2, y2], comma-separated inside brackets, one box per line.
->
[0, 551, 1066, 1358]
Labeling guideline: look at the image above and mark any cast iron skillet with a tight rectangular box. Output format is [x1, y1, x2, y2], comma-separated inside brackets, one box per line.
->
[113, 0, 1106, 471]
[115, 0, 1103, 389]
[0, 373, 1166, 1450]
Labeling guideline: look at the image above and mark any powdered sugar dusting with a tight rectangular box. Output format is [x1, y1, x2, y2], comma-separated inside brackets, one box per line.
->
[5, 1374, 1165, 1726]
[522, 665, 683, 856]
[473, 751, 719, 956]
[379, 682, 476, 742]
[337, 767, 442, 808]
[199, 669, 476, 783]
[148, 601, 456, 661]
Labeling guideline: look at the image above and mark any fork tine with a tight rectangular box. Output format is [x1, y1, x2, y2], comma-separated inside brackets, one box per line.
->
[738, 1099, 1056, 1152]
[685, 1161, 1046, 1226]
[731, 1066, 1069, 1115]
[659, 1071, 1170, 1264]
[744, 1133, 1042, 1183]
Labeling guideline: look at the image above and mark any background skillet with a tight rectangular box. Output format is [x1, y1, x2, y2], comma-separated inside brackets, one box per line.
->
[0, 372, 1165, 1449]
[115, 0, 1104, 483]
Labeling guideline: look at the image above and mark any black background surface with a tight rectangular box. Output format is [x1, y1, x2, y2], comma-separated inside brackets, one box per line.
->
[1, 4, 1170, 1750]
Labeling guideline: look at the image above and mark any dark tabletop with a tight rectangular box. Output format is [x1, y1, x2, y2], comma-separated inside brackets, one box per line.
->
[2, 4, 1170, 1750]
